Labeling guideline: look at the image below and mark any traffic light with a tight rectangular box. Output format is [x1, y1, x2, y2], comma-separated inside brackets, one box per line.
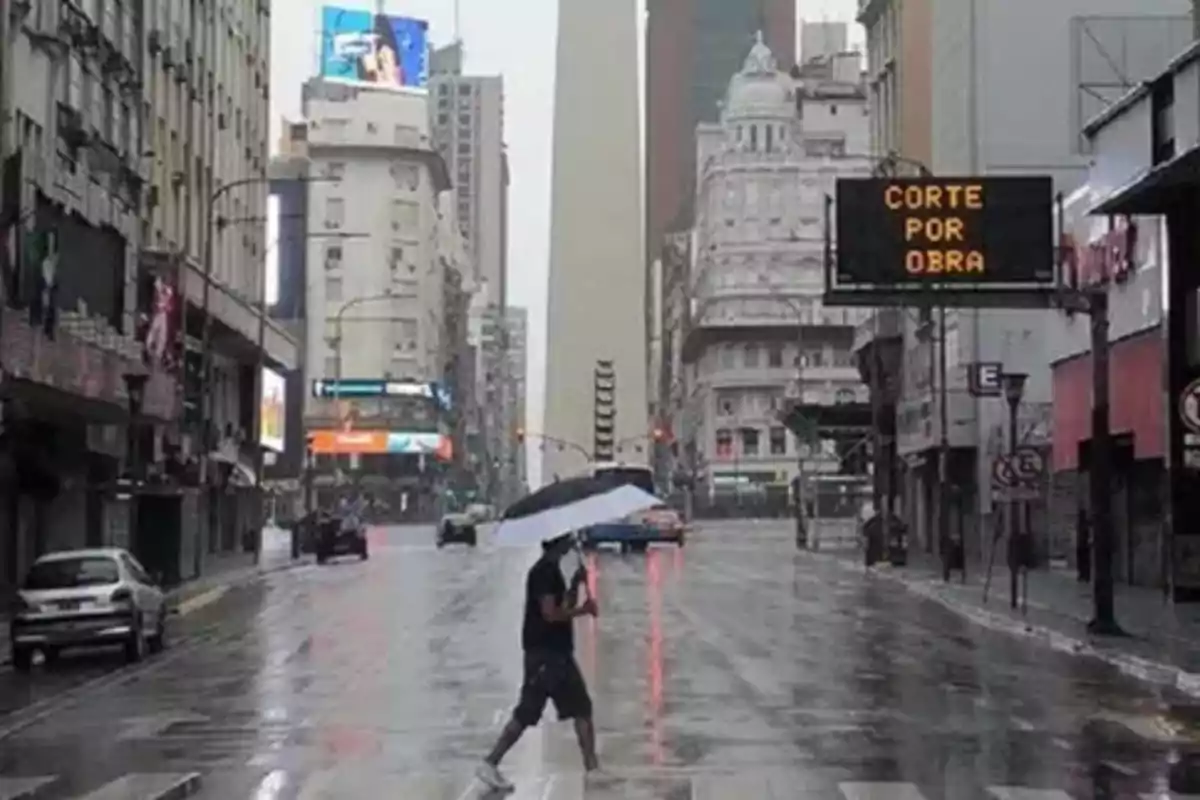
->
[652, 427, 665, 442]
[593, 359, 616, 461]
[516, 427, 525, 444]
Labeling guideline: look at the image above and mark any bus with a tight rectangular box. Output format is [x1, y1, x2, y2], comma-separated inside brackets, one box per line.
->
[590, 461, 655, 494]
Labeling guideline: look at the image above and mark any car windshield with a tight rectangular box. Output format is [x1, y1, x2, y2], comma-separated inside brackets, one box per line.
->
[24, 556, 120, 590]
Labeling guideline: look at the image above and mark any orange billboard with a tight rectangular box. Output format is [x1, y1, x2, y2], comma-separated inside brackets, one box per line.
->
[307, 429, 452, 461]
[308, 430, 389, 454]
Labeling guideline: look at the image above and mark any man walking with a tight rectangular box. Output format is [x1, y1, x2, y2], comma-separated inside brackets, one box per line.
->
[476, 533, 599, 792]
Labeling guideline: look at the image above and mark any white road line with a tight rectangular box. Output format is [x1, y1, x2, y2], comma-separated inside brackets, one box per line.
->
[72, 772, 202, 800]
[1101, 760, 1138, 776]
[987, 789, 1073, 799]
[839, 782, 928, 800]
[0, 776, 57, 800]
[176, 586, 228, 617]
[1139, 794, 1200, 799]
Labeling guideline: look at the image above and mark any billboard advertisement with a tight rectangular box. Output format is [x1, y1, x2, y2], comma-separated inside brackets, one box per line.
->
[319, 6, 429, 91]
[834, 176, 1055, 286]
[308, 429, 452, 460]
[311, 379, 451, 410]
[260, 369, 286, 452]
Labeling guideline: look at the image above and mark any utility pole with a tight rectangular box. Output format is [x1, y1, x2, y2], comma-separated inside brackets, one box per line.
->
[1087, 289, 1121, 634]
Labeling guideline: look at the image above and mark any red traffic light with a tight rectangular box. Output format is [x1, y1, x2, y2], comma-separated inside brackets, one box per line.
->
[516, 427, 526, 443]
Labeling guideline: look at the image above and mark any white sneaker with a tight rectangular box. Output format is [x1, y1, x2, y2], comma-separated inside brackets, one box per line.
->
[475, 762, 514, 793]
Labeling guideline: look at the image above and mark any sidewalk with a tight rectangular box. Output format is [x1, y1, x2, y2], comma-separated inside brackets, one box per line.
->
[817, 547, 1200, 697]
[0, 526, 305, 668]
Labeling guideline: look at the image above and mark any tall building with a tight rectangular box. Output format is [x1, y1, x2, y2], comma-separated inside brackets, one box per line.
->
[855, 0, 1192, 566]
[504, 306, 529, 493]
[544, 0, 646, 481]
[675, 41, 873, 510]
[298, 80, 452, 516]
[645, 0, 796, 297]
[0, 0, 291, 587]
[429, 51, 508, 309]
[428, 44, 516, 503]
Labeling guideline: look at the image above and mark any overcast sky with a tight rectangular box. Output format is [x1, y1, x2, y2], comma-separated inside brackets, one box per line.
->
[269, 0, 860, 486]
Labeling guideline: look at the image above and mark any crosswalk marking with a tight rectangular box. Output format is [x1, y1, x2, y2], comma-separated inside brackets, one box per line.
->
[73, 772, 202, 800]
[0, 776, 57, 800]
[839, 783, 928, 800]
[1139, 795, 1200, 799]
[988, 789, 1073, 799]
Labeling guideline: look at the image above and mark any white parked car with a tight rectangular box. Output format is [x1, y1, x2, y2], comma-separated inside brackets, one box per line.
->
[8, 548, 169, 672]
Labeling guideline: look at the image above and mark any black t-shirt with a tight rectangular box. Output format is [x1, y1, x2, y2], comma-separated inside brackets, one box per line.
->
[521, 558, 573, 653]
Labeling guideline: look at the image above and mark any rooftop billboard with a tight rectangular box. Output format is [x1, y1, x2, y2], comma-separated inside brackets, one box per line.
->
[834, 176, 1055, 286]
[319, 6, 429, 92]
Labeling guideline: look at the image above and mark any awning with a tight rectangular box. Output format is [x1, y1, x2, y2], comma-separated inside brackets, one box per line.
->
[209, 448, 257, 487]
[1091, 145, 1200, 215]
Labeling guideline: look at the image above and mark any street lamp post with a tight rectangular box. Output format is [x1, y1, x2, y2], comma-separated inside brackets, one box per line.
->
[1001, 371, 1027, 611]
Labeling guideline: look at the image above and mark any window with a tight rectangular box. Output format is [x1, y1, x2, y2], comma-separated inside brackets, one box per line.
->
[769, 427, 787, 456]
[392, 162, 420, 190]
[324, 356, 339, 377]
[457, 142, 471, 155]
[390, 200, 419, 231]
[749, 125, 758, 150]
[437, 113, 449, 125]
[458, 84, 472, 95]
[719, 346, 736, 369]
[324, 244, 342, 270]
[767, 344, 784, 368]
[836, 388, 856, 404]
[325, 276, 343, 302]
[717, 393, 736, 417]
[323, 161, 345, 180]
[715, 428, 733, 460]
[324, 197, 344, 228]
[458, 113, 471, 127]
[741, 428, 759, 457]
[390, 245, 405, 269]
[393, 279, 419, 297]
[765, 125, 773, 152]
[830, 104, 838, 115]
[743, 344, 759, 369]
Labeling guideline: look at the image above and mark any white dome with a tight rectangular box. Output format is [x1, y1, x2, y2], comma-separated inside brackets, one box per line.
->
[723, 33, 794, 120]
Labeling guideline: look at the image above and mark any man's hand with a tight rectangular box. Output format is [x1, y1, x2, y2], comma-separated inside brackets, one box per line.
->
[577, 598, 598, 617]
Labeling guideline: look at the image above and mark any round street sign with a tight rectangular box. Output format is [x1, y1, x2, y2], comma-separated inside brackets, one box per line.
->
[1181, 378, 1200, 434]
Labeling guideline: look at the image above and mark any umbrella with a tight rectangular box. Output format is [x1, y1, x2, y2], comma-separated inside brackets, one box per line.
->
[493, 475, 662, 547]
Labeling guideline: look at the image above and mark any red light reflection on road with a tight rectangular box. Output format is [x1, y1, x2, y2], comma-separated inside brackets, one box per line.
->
[646, 549, 664, 765]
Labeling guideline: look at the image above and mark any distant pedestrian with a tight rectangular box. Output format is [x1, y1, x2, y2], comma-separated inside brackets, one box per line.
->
[1076, 508, 1091, 583]
[476, 533, 599, 792]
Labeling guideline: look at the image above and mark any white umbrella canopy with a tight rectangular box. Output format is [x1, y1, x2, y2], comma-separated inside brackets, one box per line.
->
[493, 479, 662, 547]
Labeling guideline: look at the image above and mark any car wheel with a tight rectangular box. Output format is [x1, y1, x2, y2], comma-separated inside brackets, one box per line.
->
[11, 646, 32, 673]
[360, 546, 369, 561]
[436, 540, 445, 549]
[467, 534, 477, 547]
[42, 646, 61, 666]
[124, 617, 146, 664]
[149, 606, 168, 654]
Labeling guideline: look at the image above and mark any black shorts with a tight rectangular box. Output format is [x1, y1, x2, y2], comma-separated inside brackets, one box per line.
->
[513, 650, 593, 726]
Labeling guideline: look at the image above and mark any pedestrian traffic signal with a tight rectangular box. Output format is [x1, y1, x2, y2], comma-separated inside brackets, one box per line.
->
[516, 427, 525, 444]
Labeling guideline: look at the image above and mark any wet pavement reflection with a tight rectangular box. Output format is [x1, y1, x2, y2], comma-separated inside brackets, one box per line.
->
[1, 522, 1200, 797]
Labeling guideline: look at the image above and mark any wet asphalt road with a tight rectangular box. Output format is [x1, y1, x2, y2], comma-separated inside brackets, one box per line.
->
[2, 522, 1200, 798]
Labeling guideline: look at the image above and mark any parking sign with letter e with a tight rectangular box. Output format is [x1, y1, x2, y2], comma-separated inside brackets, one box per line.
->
[968, 362, 1003, 397]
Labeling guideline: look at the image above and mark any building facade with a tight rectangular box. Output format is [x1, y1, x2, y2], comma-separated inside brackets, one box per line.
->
[645, 0, 796, 405]
[298, 80, 451, 518]
[544, 0, 646, 481]
[428, 44, 518, 504]
[855, 0, 1191, 563]
[504, 305, 529, 495]
[0, 0, 293, 589]
[676, 40, 874, 510]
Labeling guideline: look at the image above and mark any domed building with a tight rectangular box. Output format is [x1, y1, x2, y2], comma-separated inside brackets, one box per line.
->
[672, 35, 876, 514]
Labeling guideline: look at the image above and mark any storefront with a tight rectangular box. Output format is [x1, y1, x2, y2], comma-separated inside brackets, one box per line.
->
[1080, 41, 1200, 599]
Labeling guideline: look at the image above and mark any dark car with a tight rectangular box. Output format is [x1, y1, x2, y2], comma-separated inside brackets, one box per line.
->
[437, 514, 478, 548]
[316, 515, 369, 564]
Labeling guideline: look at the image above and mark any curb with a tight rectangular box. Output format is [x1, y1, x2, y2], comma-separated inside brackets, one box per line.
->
[814, 551, 1200, 699]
